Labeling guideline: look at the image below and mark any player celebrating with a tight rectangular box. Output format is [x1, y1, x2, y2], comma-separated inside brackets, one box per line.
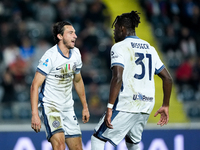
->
[30, 21, 90, 150]
[91, 11, 172, 150]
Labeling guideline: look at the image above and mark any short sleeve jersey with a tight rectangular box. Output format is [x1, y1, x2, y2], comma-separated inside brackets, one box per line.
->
[37, 45, 82, 111]
[111, 36, 164, 114]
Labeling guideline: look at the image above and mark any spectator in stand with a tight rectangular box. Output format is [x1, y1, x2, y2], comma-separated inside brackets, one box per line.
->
[68, 0, 87, 31]
[175, 56, 196, 88]
[9, 55, 28, 87]
[191, 56, 200, 90]
[179, 26, 197, 57]
[162, 24, 179, 53]
[0, 22, 12, 49]
[167, 0, 181, 20]
[84, 0, 107, 24]
[144, 0, 169, 27]
[17, 0, 36, 20]
[1, 67, 15, 105]
[19, 37, 35, 61]
[55, 0, 72, 21]
[32, 39, 52, 71]
[79, 20, 99, 53]
[3, 41, 20, 68]
[179, 0, 196, 26]
[162, 24, 182, 69]
[188, 4, 200, 32]
[35, 0, 57, 39]
[189, 5, 200, 54]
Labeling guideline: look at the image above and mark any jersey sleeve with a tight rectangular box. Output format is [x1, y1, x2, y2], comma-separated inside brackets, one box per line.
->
[37, 51, 53, 76]
[152, 46, 165, 74]
[74, 48, 82, 74]
[110, 44, 124, 69]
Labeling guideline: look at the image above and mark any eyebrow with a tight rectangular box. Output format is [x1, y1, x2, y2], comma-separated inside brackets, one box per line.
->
[65, 28, 76, 33]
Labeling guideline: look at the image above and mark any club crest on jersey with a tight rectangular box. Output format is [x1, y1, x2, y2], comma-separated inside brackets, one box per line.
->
[43, 59, 49, 66]
[72, 63, 77, 72]
[133, 93, 153, 102]
[52, 120, 60, 128]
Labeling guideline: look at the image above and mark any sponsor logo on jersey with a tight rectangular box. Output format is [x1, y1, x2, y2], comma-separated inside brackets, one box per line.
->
[111, 51, 118, 59]
[131, 42, 149, 49]
[43, 59, 49, 66]
[133, 92, 153, 102]
[55, 73, 73, 78]
[52, 120, 60, 128]
[56, 67, 62, 70]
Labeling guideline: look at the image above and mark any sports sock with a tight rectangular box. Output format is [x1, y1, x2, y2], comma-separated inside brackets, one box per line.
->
[91, 135, 105, 150]
[126, 142, 140, 150]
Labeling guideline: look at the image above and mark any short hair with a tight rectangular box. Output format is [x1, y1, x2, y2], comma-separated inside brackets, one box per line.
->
[52, 21, 72, 44]
[112, 11, 141, 32]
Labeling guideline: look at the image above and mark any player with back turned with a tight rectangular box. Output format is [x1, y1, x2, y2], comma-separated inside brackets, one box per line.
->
[91, 11, 173, 150]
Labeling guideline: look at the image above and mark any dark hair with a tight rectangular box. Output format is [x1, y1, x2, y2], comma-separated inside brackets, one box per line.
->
[52, 21, 72, 44]
[112, 11, 141, 32]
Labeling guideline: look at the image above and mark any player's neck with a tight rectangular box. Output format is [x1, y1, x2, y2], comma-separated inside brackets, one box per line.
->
[58, 43, 70, 57]
[126, 32, 136, 37]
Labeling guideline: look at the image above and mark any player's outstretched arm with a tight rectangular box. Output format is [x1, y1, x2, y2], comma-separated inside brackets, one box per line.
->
[155, 68, 172, 126]
[73, 73, 90, 123]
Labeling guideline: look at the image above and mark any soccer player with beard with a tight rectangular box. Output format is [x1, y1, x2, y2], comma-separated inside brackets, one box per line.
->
[30, 21, 90, 150]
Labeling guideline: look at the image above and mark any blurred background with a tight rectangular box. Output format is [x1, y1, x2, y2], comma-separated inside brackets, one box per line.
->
[0, 0, 200, 149]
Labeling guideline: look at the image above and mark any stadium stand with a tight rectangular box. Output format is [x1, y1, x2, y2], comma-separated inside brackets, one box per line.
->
[0, 0, 199, 124]
[139, 0, 200, 122]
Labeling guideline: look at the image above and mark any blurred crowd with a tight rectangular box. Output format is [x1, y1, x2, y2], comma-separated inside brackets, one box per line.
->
[0, 0, 112, 122]
[1, 0, 200, 123]
[140, 0, 200, 120]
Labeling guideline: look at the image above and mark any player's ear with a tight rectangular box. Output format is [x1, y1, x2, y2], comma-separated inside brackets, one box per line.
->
[57, 34, 63, 40]
[121, 26, 127, 35]
[120, 26, 124, 32]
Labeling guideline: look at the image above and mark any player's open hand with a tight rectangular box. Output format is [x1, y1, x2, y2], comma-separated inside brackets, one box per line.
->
[154, 106, 169, 126]
[82, 107, 90, 123]
[31, 114, 41, 133]
[104, 108, 113, 129]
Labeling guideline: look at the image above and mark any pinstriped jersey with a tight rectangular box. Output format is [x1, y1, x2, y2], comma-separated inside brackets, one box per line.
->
[111, 36, 164, 114]
[37, 44, 82, 110]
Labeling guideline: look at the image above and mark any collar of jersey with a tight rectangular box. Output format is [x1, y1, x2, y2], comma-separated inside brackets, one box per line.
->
[57, 45, 72, 59]
[125, 36, 140, 39]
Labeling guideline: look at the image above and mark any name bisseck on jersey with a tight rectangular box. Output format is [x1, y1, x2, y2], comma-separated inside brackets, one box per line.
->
[131, 42, 149, 49]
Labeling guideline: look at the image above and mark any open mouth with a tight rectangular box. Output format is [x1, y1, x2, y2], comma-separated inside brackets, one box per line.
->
[71, 40, 75, 44]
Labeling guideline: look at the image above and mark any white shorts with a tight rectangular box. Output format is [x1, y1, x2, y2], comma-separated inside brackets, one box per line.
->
[94, 110, 149, 146]
[38, 104, 81, 141]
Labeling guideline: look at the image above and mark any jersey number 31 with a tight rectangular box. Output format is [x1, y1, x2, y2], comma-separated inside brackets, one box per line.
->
[134, 53, 152, 81]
